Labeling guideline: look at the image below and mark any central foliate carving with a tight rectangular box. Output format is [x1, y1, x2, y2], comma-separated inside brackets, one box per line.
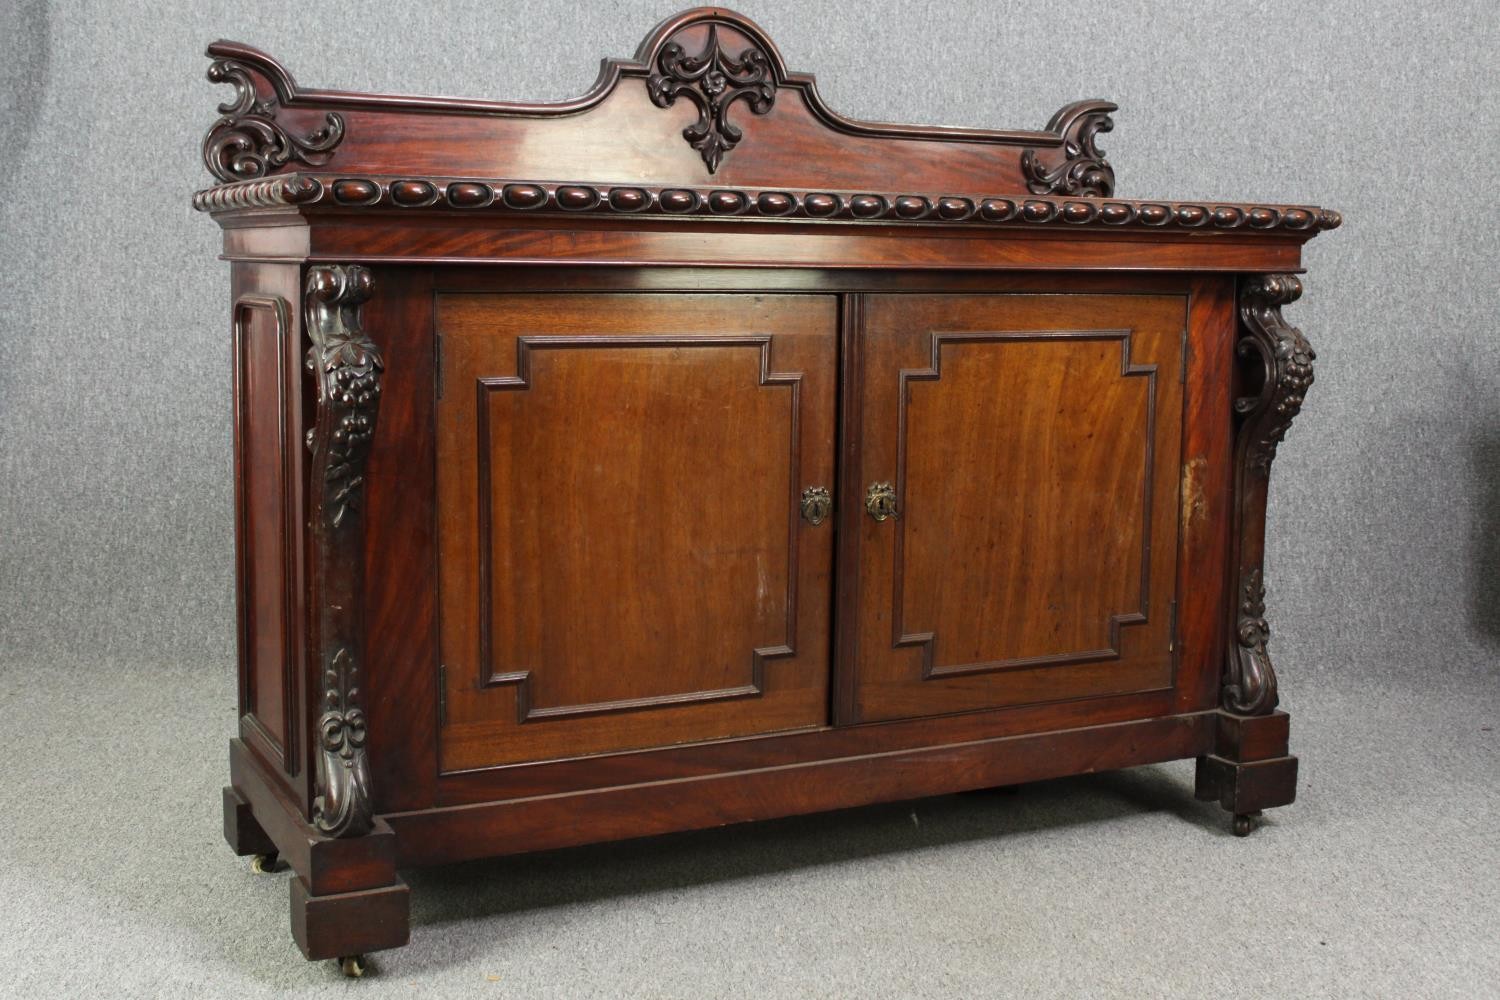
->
[647, 25, 777, 173]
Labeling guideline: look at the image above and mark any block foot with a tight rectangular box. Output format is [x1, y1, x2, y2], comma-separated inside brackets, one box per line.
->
[223, 785, 276, 858]
[292, 875, 410, 962]
[1196, 711, 1297, 834]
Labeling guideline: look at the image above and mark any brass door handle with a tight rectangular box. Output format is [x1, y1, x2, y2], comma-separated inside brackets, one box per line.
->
[864, 482, 898, 521]
[800, 486, 832, 526]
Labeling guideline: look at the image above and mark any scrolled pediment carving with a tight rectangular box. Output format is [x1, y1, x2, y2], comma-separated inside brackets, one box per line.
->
[202, 59, 344, 183]
[1021, 100, 1117, 197]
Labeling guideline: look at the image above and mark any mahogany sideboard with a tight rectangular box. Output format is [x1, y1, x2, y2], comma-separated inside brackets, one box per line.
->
[195, 7, 1340, 975]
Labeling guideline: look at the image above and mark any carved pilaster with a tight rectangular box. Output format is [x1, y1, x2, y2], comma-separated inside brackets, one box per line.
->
[1021, 100, 1117, 197]
[1225, 274, 1315, 715]
[304, 265, 381, 837]
[203, 59, 345, 182]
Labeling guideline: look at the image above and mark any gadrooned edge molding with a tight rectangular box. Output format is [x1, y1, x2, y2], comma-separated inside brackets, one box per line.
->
[192, 174, 1343, 234]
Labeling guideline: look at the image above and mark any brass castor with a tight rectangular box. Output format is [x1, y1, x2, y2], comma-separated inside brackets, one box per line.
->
[1232, 812, 1260, 837]
[249, 852, 280, 874]
[338, 955, 367, 978]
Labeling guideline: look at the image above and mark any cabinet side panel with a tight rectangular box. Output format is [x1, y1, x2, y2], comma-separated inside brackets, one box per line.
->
[234, 297, 292, 755]
[229, 262, 310, 809]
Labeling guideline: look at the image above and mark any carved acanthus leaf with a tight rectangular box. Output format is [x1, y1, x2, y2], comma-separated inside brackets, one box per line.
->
[647, 25, 776, 173]
[1225, 569, 1278, 715]
[314, 648, 372, 837]
[203, 59, 345, 182]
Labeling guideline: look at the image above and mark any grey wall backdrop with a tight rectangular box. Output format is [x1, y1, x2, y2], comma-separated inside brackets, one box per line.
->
[2, 0, 1497, 682]
[3, 0, 1498, 684]
[1, 0, 1498, 995]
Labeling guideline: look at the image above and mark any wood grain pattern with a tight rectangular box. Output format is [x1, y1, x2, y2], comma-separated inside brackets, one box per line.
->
[435, 293, 836, 769]
[360, 268, 440, 814]
[307, 218, 1310, 272]
[425, 268, 1211, 297]
[845, 294, 1186, 723]
[1173, 275, 1236, 714]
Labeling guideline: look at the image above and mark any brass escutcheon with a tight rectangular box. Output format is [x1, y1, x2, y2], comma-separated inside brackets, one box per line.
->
[800, 486, 832, 526]
[864, 482, 898, 521]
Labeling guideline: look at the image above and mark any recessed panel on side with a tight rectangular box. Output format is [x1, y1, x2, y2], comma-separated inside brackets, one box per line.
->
[233, 295, 295, 762]
[843, 293, 1187, 723]
[437, 293, 837, 770]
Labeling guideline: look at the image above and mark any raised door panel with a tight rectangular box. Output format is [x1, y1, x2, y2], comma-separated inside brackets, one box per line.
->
[843, 293, 1186, 723]
[437, 293, 836, 770]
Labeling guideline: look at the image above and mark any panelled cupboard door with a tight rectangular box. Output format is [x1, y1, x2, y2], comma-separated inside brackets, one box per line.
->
[436, 293, 836, 771]
[842, 294, 1187, 723]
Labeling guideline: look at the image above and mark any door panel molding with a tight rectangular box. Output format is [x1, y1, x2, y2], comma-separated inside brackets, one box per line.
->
[435, 292, 836, 771]
[473, 334, 801, 721]
[893, 329, 1158, 679]
[845, 292, 1187, 723]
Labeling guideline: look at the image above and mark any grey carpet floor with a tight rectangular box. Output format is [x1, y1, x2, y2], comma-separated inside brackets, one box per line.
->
[0, 660, 1495, 1000]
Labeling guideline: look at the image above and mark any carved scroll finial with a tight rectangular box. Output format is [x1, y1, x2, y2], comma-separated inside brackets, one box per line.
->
[203, 59, 344, 183]
[647, 24, 777, 173]
[1021, 100, 1117, 197]
[1224, 274, 1316, 716]
[305, 264, 381, 837]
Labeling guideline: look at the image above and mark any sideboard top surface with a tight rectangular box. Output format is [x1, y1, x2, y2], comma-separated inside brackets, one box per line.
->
[193, 6, 1339, 268]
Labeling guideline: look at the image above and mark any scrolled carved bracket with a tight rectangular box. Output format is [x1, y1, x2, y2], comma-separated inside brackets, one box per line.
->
[1236, 274, 1315, 472]
[305, 264, 381, 838]
[1224, 273, 1316, 716]
[203, 59, 345, 183]
[1021, 100, 1117, 197]
[305, 265, 382, 528]
[647, 24, 777, 173]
